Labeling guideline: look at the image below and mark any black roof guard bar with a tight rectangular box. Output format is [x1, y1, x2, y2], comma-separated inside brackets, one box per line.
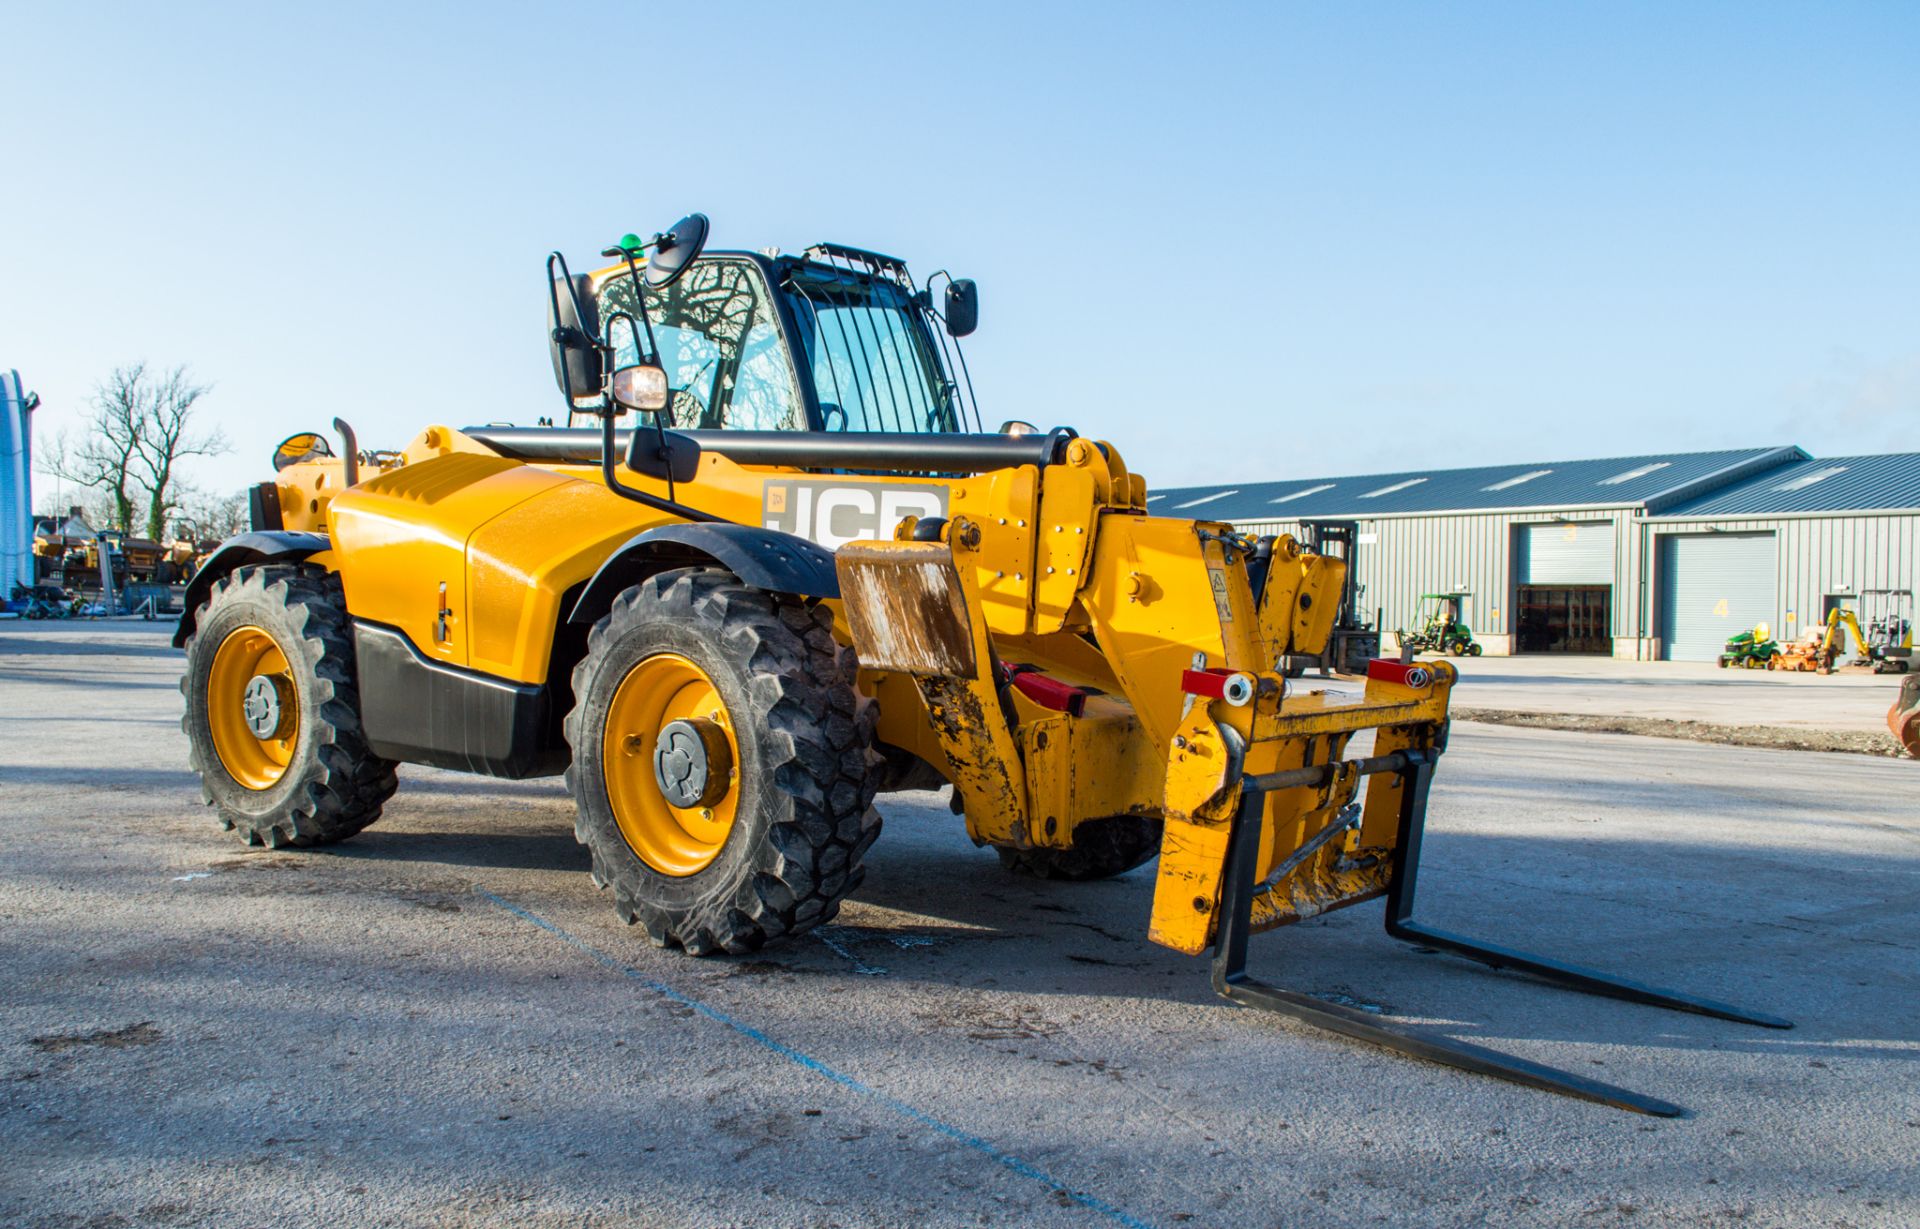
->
[801, 242, 910, 278]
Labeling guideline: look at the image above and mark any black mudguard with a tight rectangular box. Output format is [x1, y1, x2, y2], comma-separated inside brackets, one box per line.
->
[352, 620, 566, 779]
[172, 531, 329, 647]
[569, 523, 838, 627]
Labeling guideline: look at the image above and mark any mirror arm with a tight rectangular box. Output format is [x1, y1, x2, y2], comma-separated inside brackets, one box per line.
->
[554, 221, 721, 522]
[597, 411, 727, 525]
[607, 261, 674, 502]
[920, 269, 982, 431]
[617, 250, 666, 367]
[600, 307, 678, 503]
[652, 411, 675, 504]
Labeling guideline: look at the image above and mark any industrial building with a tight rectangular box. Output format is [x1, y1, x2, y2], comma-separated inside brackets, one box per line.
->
[1153, 446, 1920, 661]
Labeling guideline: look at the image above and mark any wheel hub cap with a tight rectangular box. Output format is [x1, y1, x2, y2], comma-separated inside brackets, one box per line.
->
[653, 718, 730, 809]
[242, 674, 289, 739]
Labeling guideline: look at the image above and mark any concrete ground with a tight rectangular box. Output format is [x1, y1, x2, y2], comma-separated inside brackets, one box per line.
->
[3, 620, 1917, 1228]
[1442, 653, 1904, 735]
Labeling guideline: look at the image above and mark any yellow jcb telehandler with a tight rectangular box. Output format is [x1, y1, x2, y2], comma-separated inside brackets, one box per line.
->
[176, 213, 1787, 1115]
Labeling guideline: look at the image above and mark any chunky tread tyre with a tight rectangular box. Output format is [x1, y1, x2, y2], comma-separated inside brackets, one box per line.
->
[995, 815, 1162, 882]
[180, 565, 399, 847]
[564, 569, 881, 955]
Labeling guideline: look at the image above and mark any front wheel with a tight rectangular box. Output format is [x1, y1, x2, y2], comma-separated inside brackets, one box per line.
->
[565, 569, 882, 955]
[180, 566, 399, 847]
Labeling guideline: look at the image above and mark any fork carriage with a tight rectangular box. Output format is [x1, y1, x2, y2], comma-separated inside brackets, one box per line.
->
[837, 487, 1789, 1117]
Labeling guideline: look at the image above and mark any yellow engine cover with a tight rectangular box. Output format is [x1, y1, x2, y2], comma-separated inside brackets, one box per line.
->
[326, 452, 660, 681]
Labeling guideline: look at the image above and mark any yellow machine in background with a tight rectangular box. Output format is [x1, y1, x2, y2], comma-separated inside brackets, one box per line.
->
[174, 213, 1787, 1115]
[1774, 596, 1914, 674]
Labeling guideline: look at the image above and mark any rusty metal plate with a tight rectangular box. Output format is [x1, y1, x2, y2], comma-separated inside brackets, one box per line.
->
[835, 540, 977, 677]
[1891, 673, 1920, 758]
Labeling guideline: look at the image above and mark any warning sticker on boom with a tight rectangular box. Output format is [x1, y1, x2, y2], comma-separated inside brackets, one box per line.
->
[1207, 566, 1235, 623]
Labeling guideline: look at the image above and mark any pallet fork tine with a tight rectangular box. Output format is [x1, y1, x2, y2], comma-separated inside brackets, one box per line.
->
[1210, 750, 1791, 1117]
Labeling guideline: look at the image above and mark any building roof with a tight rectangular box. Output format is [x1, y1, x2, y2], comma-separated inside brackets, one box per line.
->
[1653, 452, 1920, 518]
[1150, 447, 1806, 520]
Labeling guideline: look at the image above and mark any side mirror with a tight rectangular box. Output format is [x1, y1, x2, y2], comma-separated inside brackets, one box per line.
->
[643, 213, 710, 288]
[944, 278, 978, 337]
[548, 272, 603, 403]
[273, 432, 335, 471]
[625, 422, 703, 484]
[611, 364, 670, 414]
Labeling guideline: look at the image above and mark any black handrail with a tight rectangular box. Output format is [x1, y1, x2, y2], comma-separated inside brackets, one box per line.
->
[464, 427, 1070, 474]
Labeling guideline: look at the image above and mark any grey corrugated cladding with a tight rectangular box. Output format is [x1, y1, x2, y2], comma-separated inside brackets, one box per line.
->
[1151, 447, 1807, 519]
[1654, 453, 1920, 517]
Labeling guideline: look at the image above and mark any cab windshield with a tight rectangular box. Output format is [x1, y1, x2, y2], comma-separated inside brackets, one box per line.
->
[781, 266, 965, 435]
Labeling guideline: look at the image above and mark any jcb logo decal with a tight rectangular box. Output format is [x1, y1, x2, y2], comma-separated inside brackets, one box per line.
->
[762, 480, 948, 551]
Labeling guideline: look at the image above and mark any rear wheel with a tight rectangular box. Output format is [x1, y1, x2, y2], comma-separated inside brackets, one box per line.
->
[996, 815, 1162, 882]
[180, 566, 399, 847]
[565, 569, 882, 955]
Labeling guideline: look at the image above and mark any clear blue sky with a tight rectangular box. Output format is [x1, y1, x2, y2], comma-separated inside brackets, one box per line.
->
[6, 2, 1917, 503]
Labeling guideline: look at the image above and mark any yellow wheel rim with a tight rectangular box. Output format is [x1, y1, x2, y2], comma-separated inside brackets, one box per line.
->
[207, 624, 299, 791]
[602, 652, 741, 877]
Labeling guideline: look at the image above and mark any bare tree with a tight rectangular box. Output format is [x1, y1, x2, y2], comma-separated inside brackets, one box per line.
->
[172, 484, 251, 540]
[43, 363, 147, 532]
[131, 366, 225, 540]
[41, 362, 228, 538]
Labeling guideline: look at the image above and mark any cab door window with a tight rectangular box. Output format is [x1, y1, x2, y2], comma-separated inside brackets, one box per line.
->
[600, 258, 804, 432]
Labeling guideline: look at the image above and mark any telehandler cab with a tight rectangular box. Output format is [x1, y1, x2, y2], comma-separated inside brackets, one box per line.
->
[177, 213, 1787, 1115]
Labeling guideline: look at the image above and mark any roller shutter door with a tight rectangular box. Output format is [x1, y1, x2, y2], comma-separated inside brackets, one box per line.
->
[1658, 532, 1777, 661]
[1515, 521, 1615, 584]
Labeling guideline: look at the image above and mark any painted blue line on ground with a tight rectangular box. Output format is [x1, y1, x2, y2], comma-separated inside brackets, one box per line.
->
[477, 888, 1159, 1229]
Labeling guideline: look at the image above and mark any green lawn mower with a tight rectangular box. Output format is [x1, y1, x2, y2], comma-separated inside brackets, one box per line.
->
[1398, 592, 1482, 657]
[1718, 623, 1780, 669]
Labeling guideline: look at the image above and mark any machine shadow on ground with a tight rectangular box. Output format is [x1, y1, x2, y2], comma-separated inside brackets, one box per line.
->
[181, 774, 1920, 1064]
